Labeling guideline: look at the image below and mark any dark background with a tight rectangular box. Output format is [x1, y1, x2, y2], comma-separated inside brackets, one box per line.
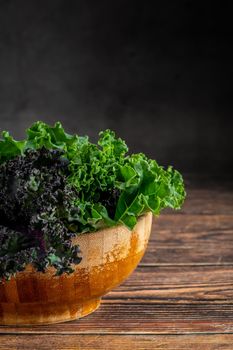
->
[0, 0, 232, 175]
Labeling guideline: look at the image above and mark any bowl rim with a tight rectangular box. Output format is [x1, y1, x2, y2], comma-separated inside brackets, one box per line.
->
[72, 211, 152, 238]
[1, 212, 152, 280]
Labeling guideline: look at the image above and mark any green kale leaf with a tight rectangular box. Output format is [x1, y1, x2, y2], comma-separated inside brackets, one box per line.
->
[0, 121, 186, 280]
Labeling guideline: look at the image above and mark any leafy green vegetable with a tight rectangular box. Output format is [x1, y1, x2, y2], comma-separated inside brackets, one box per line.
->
[0, 131, 26, 163]
[0, 148, 81, 281]
[0, 121, 185, 281]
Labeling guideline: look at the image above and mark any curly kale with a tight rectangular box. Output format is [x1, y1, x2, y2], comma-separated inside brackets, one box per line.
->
[0, 148, 81, 281]
[0, 122, 186, 281]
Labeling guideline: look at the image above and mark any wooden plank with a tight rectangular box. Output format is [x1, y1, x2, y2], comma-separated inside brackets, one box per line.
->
[170, 188, 233, 215]
[1, 266, 233, 333]
[1, 334, 233, 350]
[141, 215, 233, 264]
[106, 266, 233, 303]
[1, 302, 233, 334]
[1, 265, 233, 334]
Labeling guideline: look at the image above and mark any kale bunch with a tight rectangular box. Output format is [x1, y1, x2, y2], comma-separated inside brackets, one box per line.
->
[0, 148, 81, 281]
[0, 122, 186, 281]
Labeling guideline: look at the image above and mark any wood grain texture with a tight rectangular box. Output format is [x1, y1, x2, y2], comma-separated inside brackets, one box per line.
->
[169, 188, 233, 215]
[107, 266, 233, 303]
[142, 214, 233, 264]
[1, 334, 233, 350]
[1, 302, 233, 334]
[0, 181, 233, 347]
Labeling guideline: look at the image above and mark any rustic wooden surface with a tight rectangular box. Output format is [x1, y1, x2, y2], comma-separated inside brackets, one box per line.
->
[0, 176, 233, 349]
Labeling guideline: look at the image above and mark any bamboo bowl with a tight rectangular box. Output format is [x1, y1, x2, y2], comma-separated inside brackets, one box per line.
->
[0, 212, 152, 325]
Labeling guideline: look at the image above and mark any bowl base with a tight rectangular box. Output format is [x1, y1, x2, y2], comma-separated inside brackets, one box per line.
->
[0, 298, 101, 325]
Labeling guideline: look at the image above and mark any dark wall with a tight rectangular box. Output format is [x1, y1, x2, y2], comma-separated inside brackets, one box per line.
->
[0, 0, 232, 173]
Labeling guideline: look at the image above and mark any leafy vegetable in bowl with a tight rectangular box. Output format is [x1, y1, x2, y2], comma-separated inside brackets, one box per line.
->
[0, 121, 185, 281]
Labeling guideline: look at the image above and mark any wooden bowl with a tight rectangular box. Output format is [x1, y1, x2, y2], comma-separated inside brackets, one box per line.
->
[0, 212, 152, 325]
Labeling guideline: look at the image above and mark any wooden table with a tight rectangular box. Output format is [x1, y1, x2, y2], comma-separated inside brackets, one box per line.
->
[0, 176, 233, 349]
